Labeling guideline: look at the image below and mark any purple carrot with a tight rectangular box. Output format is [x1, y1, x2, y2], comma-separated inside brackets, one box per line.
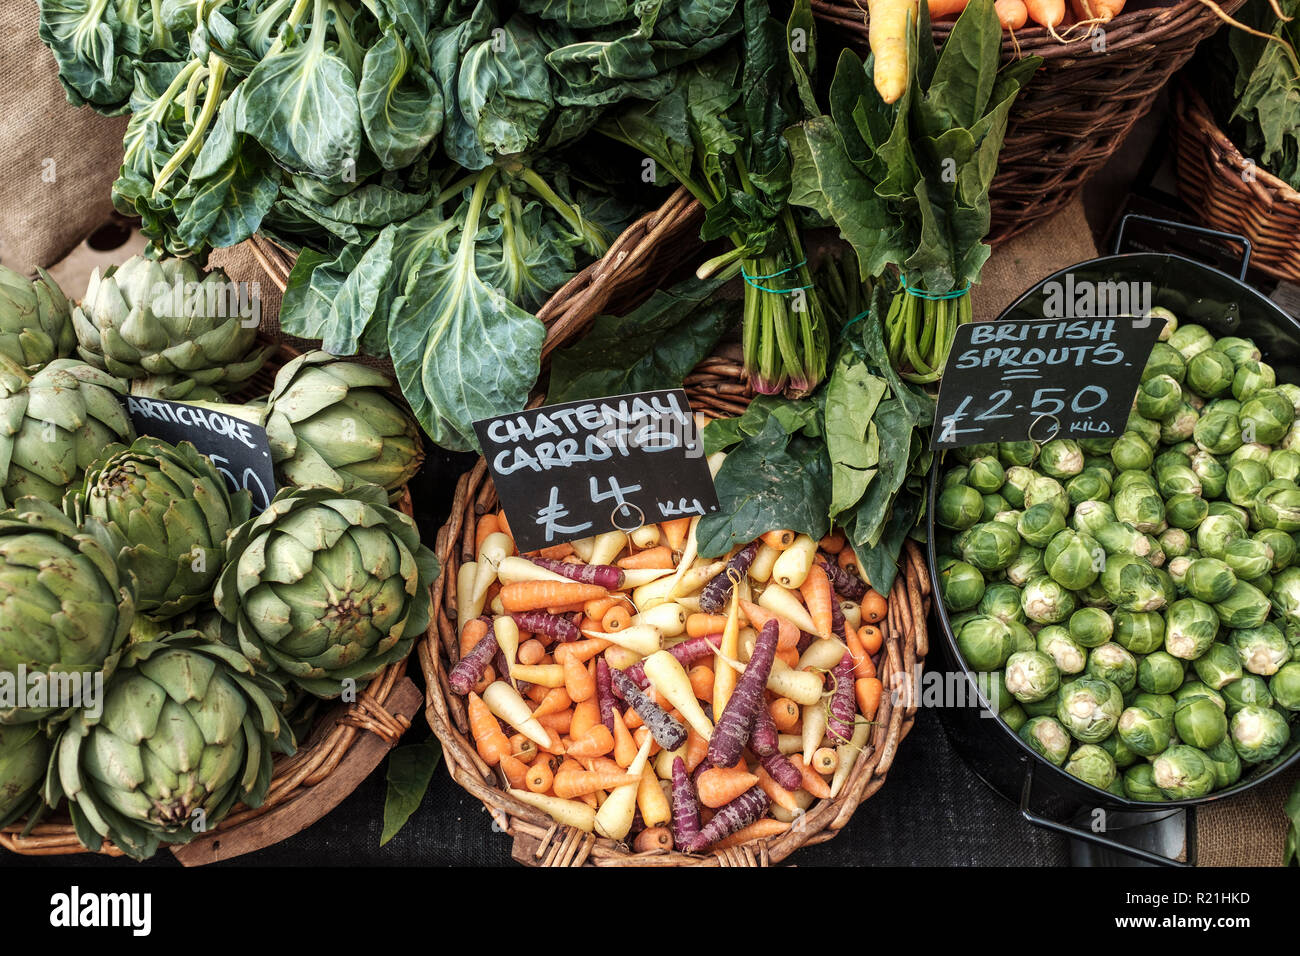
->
[618, 635, 720, 692]
[830, 594, 848, 641]
[820, 557, 868, 601]
[826, 653, 856, 745]
[670, 757, 702, 851]
[707, 619, 779, 768]
[698, 541, 760, 613]
[796, 631, 815, 654]
[595, 658, 615, 733]
[760, 752, 803, 792]
[683, 786, 771, 853]
[529, 555, 624, 590]
[750, 704, 779, 758]
[511, 610, 580, 642]
[691, 757, 714, 784]
[610, 667, 688, 750]
[448, 619, 497, 695]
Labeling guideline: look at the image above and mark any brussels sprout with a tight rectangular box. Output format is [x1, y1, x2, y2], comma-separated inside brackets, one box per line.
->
[1058, 678, 1125, 742]
[1230, 623, 1291, 675]
[1094, 521, 1154, 559]
[1001, 703, 1028, 733]
[1270, 567, 1300, 625]
[1037, 626, 1088, 675]
[1268, 663, 1300, 710]
[938, 557, 987, 612]
[1118, 704, 1174, 757]
[1218, 542, 1271, 588]
[1268, 450, 1300, 483]
[1249, 572, 1274, 597]
[1186, 347, 1237, 398]
[1156, 568, 1179, 608]
[1152, 746, 1217, 799]
[1136, 374, 1182, 421]
[1069, 607, 1114, 649]
[1232, 443, 1272, 470]
[1135, 692, 1178, 719]
[1113, 469, 1159, 496]
[1215, 335, 1261, 367]
[977, 582, 1024, 624]
[1112, 484, 1166, 534]
[1145, 535, 1168, 569]
[974, 670, 1016, 714]
[1139, 651, 1186, 694]
[1101, 553, 1167, 612]
[1023, 475, 1069, 517]
[1005, 650, 1061, 703]
[1155, 461, 1202, 499]
[1065, 743, 1118, 790]
[943, 465, 971, 488]
[1034, 439, 1081, 480]
[1170, 323, 1215, 360]
[1208, 397, 1243, 416]
[1283, 421, 1300, 453]
[999, 441, 1039, 468]
[1079, 437, 1117, 456]
[1232, 359, 1276, 401]
[1002, 466, 1035, 508]
[1190, 451, 1229, 499]
[1111, 432, 1155, 472]
[956, 616, 1012, 671]
[1174, 695, 1229, 748]
[1101, 732, 1139, 769]
[1115, 610, 1166, 655]
[1124, 763, 1169, 801]
[1214, 581, 1272, 630]
[936, 484, 985, 531]
[1159, 528, 1192, 560]
[992, 510, 1022, 527]
[1018, 503, 1067, 549]
[1191, 642, 1243, 690]
[1229, 704, 1291, 763]
[1019, 716, 1072, 765]
[966, 456, 1006, 494]
[1165, 597, 1221, 660]
[1175, 679, 1227, 710]
[1224, 674, 1274, 713]
[956, 443, 999, 464]
[1020, 575, 1077, 625]
[1006, 620, 1037, 654]
[981, 493, 1009, 522]
[1072, 499, 1116, 537]
[1127, 415, 1163, 448]
[1160, 404, 1200, 445]
[1226, 460, 1272, 508]
[1209, 500, 1251, 525]
[1005, 545, 1046, 587]
[1067, 470, 1112, 506]
[1086, 642, 1138, 694]
[1240, 390, 1295, 445]
[1253, 480, 1300, 532]
[1163, 494, 1209, 533]
[1168, 555, 1194, 588]
[1194, 409, 1244, 456]
[1196, 516, 1246, 561]
[1279, 383, 1300, 416]
[1078, 580, 1113, 608]
[1203, 738, 1243, 789]
[1044, 530, 1102, 590]
[961, 521, 1023, 573]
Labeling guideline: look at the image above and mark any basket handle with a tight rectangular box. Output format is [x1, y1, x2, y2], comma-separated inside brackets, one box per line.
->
[1113, 213, 1253, 282]
[1018, 762, 1196, 867]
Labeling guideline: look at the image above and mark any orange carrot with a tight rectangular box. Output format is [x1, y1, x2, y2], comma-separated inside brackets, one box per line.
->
[525, 754, 553, 793]
[499, 753, 528, 790]
[553, 638, 609, 664]
[776, 645, 800, 669]
[818, 529, 846, 555]
[1024, 0, 1065, 35]
[713, 819, 790, 849]
[468, 692, 511, 766]
[623, 706, 644, 730]
[760, 529, 795, 551]
[496, 510, 514, 546]
[584, 596, 620, 620]
[564, 652, 596, 702]
[459, 617, 489, 660]
[637, 766, 672, 827]
[570, 697, 600, 740]
[856, 677, 883, 720]
[531, 686, 571, 719]
[740, 600, 800, 650]
[688, 664, 714, 701]
[858, 623, 884, 655]
[790, 754, 832, 799]
[661, 517, 691, 552]
[579, 616, 605, 633]
[617, 546, 674, 569]
[632, 726, 661, 757]
[861, 590, 887, 625]
[611, 709, 638, 767]
[518, 638, 546, 666]
[926, 0, 970, 17]
[537, 710, 572, 735]
[686, 613, 728, 638]
[500, 580, 608, 613]
[837, 545, 861, 579]
[531, 542, 573, 561]
[996, 0, 1029, 27]
[526, 681, 549, 704]
[474, 513, 500, 556]
[471, 665, 495, 695]
[696, 766, 761, 808]
[567, 724, 614, 758]
[683, 727, 710, 772]
[634, 827, 673, 853]
[601, 605, 632, 632]
[508, 733, 538, 764]
[546, 602, 590, 615]
[846, 629, 878, 680]
[554, 766, 639, 799]
[800, 563, 834, 639]
[755, 763, 800, 812]
[769, 697, 799, 731]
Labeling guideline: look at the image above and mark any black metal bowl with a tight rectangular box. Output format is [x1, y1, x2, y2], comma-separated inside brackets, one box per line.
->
[926, 234, 1300, 865]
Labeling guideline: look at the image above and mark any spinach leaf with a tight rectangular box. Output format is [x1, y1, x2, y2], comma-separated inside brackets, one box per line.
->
[825, 348, 887, 517]
[380, 736, 442, 846]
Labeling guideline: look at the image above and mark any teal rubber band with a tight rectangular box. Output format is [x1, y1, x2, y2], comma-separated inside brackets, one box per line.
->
[841, 308, 871, 334]
[742, 276, 814, 294]
[899, 276, 972, 300]
[742, 259, 807, 281]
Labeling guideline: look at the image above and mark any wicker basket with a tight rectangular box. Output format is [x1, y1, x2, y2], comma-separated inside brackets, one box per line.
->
[418, 343, 933, 866]
[811, 0, 1244, 244]
[1173, 83, 1300, 283]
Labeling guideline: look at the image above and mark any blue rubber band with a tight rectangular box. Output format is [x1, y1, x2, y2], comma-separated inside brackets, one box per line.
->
[740, 260, 813, 295]
[899, 276, 972, 300]
[841, 309, 871, 334]
[742, 259, 807, 280]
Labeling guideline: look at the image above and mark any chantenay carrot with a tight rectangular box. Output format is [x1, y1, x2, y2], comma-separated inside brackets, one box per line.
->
[861, 589, 888, 624]
[611, 709, 638, 767]
[688, 664, 713, 701]
[687, 613, 728, 637]
[708, 618, 779, 767]
[769, 697, 800, 732]
[818, 529, 846, 554]
[617, 546, 674, 570]
[459, 616, 489, 659]
[500, 580, 608, 613]
[570, 697, 601, 741]
[499, 752, 528, 789]
[529, 555, 625, 589]
[1024, 0, 1065, 36]
[827, 653, 857, 745]
[553, 765, 640, 799]
[601, 604, 632, 632]
[856, 677, 884, 720]
[698, 541, 760, 613]
[791, 753, 832, 799]
[637, 765, 672, 827]
[755, 764, 800, 813]
[526, 754, 554, 793]
[634, 826, 673, 853]
[670, 757, 701, 850]
[660, 517, 691, 552]
[996, 0, 1029, 27]
[696, 765, 761, 809]
[846, 628, 878, 680]
[739, 601, 800, 650]
[468, 691, 511, 766]
[567, 724, 615, 758]
[682, 786, 770, 853]
[449, 622, 498, 696]
[610, 667, 688, 750]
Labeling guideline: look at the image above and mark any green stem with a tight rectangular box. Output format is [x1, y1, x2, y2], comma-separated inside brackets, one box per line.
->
[696, 245, 753, 280]
[266, 0, 313, 58]
[152, 54, 228, 197]
[513, 164, 609, 258]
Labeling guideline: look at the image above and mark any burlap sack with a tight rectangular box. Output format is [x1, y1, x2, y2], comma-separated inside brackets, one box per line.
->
[0, 5, 126, 275]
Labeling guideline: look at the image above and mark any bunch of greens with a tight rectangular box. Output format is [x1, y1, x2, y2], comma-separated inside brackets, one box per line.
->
[597, 0, 830, 397]
[785, 0, 1038, 383]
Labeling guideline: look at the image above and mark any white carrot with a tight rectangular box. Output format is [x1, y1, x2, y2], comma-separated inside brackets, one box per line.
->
[594, 734, 653, 840]
[757, 583, 818, 635]
[748, 542, 782, 584]
[509, 789, 596, 831]
[772, 534, 818, 590]
[589, 530, 627, 568]
[799, 638, 850, 673]
[643, 650, 714, 740]
[582, 623, 662, 657]
[496, 555, 572, 585]
[483, 681, 553, 750]
[829, 719, 871, 799]
[802, 701, 828, 766]
[457, 561, 484, 629]
[634, 602, 687, 637]
[493, 615, 520, 679]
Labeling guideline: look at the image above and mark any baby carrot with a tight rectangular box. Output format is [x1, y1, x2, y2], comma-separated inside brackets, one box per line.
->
[526, 754, 554, 793]
[518, 638, 546, 666]
[776, 645, 800, 669]
[634, 827, 673, 853]
[531, 542, 573, 560]
[688, 664, 714, 701]
[571, 697, 601, 740]
[579, 616, 605, 633]
[858, 624, 884, 656]
[564, 652, 596, 702]
[623, 706, 644, 731]
[553, 638, 610, 664]
[861, 590, 888, 625]
[554, 766, 639, 799]
[800, 563, 834, 640]
[713, 819, 790, 849]
[755, 763, 800, 813]
[499, 753, 528, 790]
[567, 724, 615, 758]
[584, 596, 620, 620]
[537, 710, 572, 735]
[637, 765, 672, 827]
[601, 605, 632, 632]
[683, 727, 710, 772]
[661, 517, 692, 552]
[739, 601, 800, 650]
[845, 629, 878, 680]
[509, 733, 538, 764]
[769, 697, 800, 732]
[531, 686, 571, 719]
[500, 580, 608, 613]
[686, 613, 728, 638]
[696, 766, 761, 808]
[611, 709, 638, 767]
[547, 602, 591, 615]
[474, 513, 500, 556]
[790, 753, 832, 799]
[761, 529, 795, 550]
[818, 529, 846, 554]
[618, 546, 674, 570]
[496, 510, 514, 547]
[459, 617, 489, 660]
[467, 692, 511, 766]
[856, 677, 883, 720]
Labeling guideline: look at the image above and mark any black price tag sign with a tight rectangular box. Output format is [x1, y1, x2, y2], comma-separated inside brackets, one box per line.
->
[473, 389, 720, 554]
[126, 397, 277, 512]
[932, 316, 1164, 448]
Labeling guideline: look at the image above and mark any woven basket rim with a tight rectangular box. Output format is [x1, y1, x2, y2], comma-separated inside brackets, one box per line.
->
[1175, 84, 1300, 204]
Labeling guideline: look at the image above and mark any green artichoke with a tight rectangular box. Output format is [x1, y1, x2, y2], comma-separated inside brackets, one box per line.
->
[65, 437, 251, 619]
[0, 264, 74, 368]
[45, 633, 293, 860]
[72, 256, 272, 399]
[215, 485, 438, 697]
[0, 498, 136, 724]
[0, 356, 135, 506]
[0, 723, 48, 827]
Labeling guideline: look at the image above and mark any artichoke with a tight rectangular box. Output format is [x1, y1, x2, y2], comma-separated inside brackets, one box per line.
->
[215, 485, 438, 697]
[72, 256, 272, 399]
[0, 356, 136, 506]
[45, 633, 294, 860]
[0, 498, 136, 724]
[0, 723, 48, 827]
[0, 264, 74, 368]
[65, 437, 251, 619]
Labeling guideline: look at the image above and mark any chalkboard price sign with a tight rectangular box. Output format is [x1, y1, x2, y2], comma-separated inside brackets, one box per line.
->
[932, 316, 1164, 449]
[474, 389, 720, 554]
[126, 397, 277, 511]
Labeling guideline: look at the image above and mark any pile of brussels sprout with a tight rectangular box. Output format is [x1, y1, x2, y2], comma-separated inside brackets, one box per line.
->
[936, 313, 1300, 802]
